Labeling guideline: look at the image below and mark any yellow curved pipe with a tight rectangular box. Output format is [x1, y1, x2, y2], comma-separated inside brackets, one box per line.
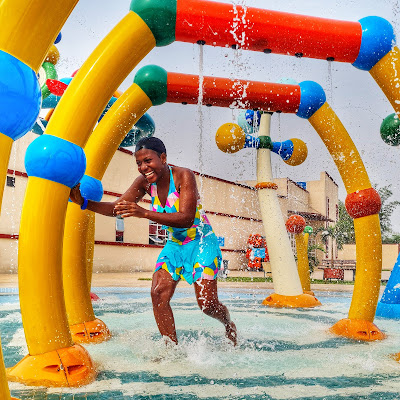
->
[63, 84, 152, 327]
[85, 84, 152, 178]
[309, 103, 371, 194]
[0, 134, 13, 213]
[295, 233, 310, 293]
[18, 11, 155, 355]
[309, 102, 382, 322]
[370, 47, 400, 116]
[18, 178, 73, 355]
[0, 337, 11, 400]
[0, 0, 78, 71]
[45, 12, 156, 147]
[349, 215, 382, 321]
[63, 207, 96, 325]
[86, 214, 96, 291]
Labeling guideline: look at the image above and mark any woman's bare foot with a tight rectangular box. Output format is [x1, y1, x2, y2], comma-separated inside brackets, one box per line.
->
[225, 321, 237, 346]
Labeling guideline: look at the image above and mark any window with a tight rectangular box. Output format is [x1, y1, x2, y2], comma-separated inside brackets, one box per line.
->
[115, 216, 124, 242]
[149, 221, 168, 245]
[336, 204, 339, 222]
[326, 197, 330, 226]
[6, 176, 15, 187]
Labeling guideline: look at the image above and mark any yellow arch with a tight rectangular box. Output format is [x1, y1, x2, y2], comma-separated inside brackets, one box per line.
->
[63, 83, 152, 343]
[11, 11, 156, 387]
[309, 103, 383, 340]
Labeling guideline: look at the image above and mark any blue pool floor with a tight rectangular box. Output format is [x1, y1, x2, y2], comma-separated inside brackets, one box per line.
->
[1, 288, 400, 400]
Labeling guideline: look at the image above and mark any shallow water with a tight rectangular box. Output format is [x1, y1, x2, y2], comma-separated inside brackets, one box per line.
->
[2, 288, 400, 399]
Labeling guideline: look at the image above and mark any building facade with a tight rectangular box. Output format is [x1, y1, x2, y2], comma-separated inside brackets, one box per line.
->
[0, 133, 339, 273]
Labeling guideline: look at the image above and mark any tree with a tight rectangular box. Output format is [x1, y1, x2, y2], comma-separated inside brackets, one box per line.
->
[375, 184, 400, 241]
[335, 200, 355, 244]
[333, 185, 400, 244]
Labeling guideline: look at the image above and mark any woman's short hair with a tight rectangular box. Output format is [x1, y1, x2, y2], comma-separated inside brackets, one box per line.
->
[135, 137, 166, 156]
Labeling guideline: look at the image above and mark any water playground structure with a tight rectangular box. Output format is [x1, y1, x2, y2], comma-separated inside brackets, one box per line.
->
[0, 0, 400, 393]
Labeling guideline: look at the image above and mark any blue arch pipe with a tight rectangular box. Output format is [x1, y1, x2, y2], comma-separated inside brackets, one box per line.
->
[376, 252, 400, 319]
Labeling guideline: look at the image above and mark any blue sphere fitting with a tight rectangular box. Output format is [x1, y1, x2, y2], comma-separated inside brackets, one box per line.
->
[352, 17, 395, 71]
[80, 175, 103, 202]
[296, 81, 326, 119]
[245, 110, 261, 127]
[25, 135, 86, 188]
[54, 32, 62, 44]
[272, 140, 294, 161]
[0, 50, 41, 141]
[244, 134, 260, 149]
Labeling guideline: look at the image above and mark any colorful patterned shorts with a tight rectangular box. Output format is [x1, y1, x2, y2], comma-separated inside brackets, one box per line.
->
[154, 233, 222, 284]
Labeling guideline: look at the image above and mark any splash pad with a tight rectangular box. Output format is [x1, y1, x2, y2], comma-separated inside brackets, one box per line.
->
[3, 287, 400, 399]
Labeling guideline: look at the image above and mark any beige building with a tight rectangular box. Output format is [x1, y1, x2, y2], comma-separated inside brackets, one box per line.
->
[0, 133, 343, 274]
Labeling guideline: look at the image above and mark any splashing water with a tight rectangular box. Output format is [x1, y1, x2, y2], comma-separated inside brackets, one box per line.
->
[3, 287, 400, 399]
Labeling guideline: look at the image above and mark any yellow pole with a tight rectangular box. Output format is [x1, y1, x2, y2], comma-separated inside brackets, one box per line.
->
[309, 103, 384, 341]
[12, 11, 155, 386]
[295, 233, 311, 293]
[370, 47, 400, 116]
[86, 213, 96, 291]
[0, 0, 78, 71]
[63, 84, 152, 342]
[19, 179, 73, 354]
[0, 135, 13, 213]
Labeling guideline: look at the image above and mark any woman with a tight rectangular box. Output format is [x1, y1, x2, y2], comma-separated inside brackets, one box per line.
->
[70, 137, 237, 345]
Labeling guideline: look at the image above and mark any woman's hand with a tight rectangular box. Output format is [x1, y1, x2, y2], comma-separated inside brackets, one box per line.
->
[70, 184, 84, 206]
[114, 200, 147, 219]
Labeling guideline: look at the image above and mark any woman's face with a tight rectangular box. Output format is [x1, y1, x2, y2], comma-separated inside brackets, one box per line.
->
[135, 148, 167, 183]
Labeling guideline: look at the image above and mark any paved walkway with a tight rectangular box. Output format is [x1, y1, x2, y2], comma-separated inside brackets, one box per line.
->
[0, 271, 369, 292]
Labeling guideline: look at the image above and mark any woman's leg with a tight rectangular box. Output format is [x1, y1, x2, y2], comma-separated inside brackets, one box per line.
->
[151, 268, 180, 344]
[194, 278, 237, 345]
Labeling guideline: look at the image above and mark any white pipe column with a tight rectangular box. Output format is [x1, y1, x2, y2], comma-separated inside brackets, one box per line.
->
[257, 113, 320, 308]
[257, 113, 303, 296]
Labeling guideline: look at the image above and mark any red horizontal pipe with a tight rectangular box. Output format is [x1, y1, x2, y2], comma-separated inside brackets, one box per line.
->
[176, 0, 362, 63]
[167, 72, 301, 113]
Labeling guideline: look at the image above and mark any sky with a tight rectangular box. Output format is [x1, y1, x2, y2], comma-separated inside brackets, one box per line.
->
[56, 0, 400, 232]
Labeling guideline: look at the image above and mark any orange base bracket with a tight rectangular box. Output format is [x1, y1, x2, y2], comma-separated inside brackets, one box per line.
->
[262, 293, 321, 308]
[330, 318, 386, 341]
[70, 318, 111, 344]
[392, 352, 400, 362]
[7, 344, 96, 387]
[303, 290, 316, 296]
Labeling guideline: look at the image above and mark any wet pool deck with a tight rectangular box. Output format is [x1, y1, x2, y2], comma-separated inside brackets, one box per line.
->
[0, 271, 385, 293]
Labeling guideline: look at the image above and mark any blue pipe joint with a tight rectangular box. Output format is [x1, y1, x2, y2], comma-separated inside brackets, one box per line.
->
[54, 32, 62, 44]
[0, 50, 41, 141]
[80, 175, 103, 202]
[25, 135, 86, 188]
[352, 17, 395, 71]
[272, 140, 294, 161]
[244, 134, 260, 149]
[296, 81, 326, 119]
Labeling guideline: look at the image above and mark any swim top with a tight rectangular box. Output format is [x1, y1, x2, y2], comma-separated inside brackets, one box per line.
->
[150, 166, 213, 245]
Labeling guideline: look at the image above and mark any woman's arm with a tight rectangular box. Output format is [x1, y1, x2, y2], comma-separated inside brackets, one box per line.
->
[70, 175, 148, 217]
[114, 168, 198, 228]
